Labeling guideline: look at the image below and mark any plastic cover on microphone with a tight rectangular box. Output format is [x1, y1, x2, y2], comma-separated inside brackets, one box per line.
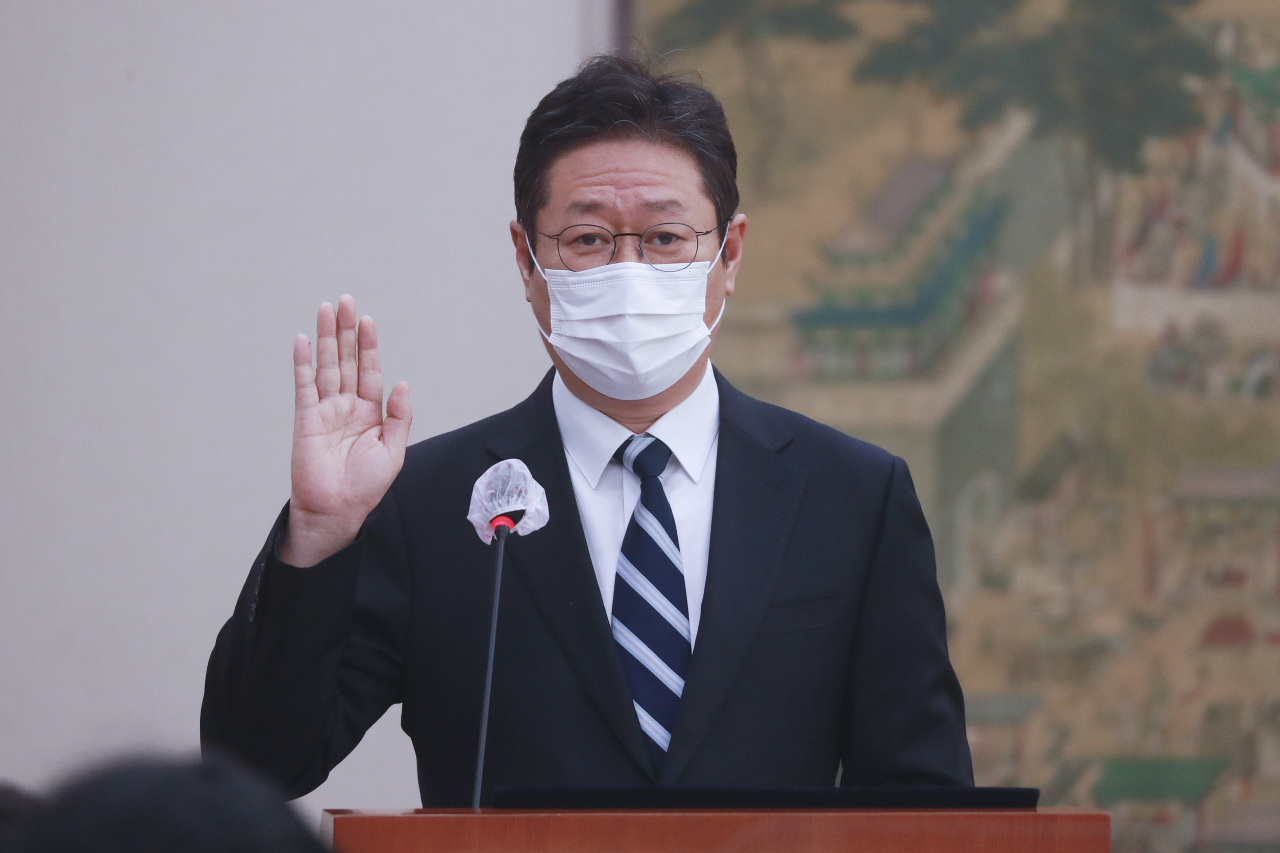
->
[467, 459, 550, 544]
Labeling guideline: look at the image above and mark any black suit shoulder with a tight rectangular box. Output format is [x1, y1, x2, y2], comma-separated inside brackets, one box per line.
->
[715, 372, 902, 487]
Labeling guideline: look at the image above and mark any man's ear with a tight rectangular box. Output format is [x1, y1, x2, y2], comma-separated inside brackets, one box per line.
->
[510, 220, 537, 301]
[719, 212, 748, 297]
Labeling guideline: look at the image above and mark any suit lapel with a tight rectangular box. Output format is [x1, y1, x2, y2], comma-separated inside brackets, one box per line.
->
[486, 373, 657, 779]
[659, 372, 806, 783]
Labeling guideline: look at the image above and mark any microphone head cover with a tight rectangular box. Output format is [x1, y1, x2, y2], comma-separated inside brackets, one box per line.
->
[467, 459, 550, 544]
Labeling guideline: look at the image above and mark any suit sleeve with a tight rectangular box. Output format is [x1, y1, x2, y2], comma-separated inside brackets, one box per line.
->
[840, 456, 974, 786]
[200, 489, 412, 798]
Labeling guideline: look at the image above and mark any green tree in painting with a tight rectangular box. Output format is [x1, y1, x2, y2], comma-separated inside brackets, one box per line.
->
[653, 0, 858, 194]
[857, 0, 1218, 285]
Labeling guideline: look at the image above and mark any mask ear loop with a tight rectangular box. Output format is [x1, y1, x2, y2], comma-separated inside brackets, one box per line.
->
[703, 227, 731, 333]
[524, 227, 550, 281]
[706, 295, 727, 334]
[524, 227, 557, 340]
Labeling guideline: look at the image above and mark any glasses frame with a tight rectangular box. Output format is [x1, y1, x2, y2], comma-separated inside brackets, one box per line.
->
[534, 221, 723, 272]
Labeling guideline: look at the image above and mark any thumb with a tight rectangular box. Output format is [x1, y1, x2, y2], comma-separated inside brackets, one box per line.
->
[383, 380, 412, 453]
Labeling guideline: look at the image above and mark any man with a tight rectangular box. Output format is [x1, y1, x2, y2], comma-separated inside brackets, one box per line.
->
[202, 55, 972, 806]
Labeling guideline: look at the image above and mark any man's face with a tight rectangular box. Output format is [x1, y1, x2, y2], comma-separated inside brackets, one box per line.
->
[510, 137, 745, 404]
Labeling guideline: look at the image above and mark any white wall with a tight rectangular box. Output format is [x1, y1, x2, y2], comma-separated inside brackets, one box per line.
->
[0, 0, 612, 824]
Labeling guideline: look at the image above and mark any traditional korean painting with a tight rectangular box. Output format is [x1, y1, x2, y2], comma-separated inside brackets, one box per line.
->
[633, 1, 1280, 849]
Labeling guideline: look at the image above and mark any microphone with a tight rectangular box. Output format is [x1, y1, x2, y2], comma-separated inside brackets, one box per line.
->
[466, 459, 548, 809]
[467, 458, 548, 542]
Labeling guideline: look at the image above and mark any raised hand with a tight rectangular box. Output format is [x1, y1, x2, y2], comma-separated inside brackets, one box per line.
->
[280, 295, 412, 567]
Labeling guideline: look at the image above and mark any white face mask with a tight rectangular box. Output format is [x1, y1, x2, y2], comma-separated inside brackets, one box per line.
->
[530, 237, 727, 401]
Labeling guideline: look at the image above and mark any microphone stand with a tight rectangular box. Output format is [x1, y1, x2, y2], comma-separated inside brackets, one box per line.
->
[473, 517, 513, 810]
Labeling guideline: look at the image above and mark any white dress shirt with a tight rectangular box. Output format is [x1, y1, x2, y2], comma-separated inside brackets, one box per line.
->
[551, 363, 719, 647]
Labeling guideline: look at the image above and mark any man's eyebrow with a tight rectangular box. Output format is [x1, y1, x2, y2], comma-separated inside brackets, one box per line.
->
[641, 199, 690, 214]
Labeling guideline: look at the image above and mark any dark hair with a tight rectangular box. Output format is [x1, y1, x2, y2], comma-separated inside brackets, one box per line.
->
[13, 752, 325, 853]
[0, 783, 41, 852]
[514, 54, 739, 248]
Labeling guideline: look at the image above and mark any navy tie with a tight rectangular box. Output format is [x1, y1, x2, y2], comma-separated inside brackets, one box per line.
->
[611, 434, 692, 770]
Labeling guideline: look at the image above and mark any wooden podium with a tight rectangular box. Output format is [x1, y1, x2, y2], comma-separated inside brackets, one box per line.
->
[321, 807, 1110, 852]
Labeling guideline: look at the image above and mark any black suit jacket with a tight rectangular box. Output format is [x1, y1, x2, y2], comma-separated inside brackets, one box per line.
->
[201, 369, 972, 804]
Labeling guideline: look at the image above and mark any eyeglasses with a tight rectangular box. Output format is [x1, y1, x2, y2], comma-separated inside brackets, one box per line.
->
[533, 222, 722, 272]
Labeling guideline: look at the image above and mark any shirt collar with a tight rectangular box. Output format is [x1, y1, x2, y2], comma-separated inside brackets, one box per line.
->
[552, 363, 720, 489]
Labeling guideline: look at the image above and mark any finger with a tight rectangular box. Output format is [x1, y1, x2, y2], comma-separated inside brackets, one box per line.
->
[356, 315, 384, 405]
[337, 294, 359, 395]
[293, 334, 318, 410]
[383, 380, 412, 454]
[315, 302, 339, 397]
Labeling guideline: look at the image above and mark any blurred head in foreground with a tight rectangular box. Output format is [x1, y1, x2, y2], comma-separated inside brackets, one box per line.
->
[14, 752, 324, 853]
[0, 783, 41, 852]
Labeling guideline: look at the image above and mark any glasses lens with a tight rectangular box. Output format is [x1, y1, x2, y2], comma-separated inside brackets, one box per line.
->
[556, 225, 615, 271]
[641, 223, 700, 270]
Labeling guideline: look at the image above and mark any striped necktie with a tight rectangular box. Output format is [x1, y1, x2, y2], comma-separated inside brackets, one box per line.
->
[611, 434, 692, 770]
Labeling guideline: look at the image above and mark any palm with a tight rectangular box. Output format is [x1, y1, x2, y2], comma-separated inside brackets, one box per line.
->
[285, 296, 412, 564]
[293, 384, 397, 517]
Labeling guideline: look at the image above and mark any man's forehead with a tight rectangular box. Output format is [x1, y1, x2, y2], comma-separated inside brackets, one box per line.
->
[565, 197, 692, 216]
[540, 139, 713, 220]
